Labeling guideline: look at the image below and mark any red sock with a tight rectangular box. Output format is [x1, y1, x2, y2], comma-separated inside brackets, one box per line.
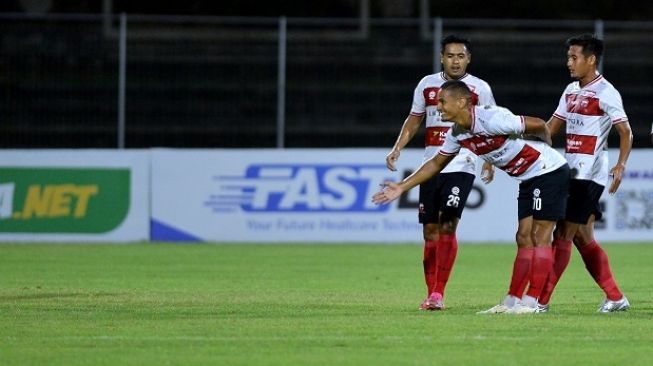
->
[538, 238, 573, 305]
[508, 247, 533, 298]
[423, 240, 438, 296]
[577, 240, 623, 301]
[433, 234, 458, 296]
[526, 246, 554, 299]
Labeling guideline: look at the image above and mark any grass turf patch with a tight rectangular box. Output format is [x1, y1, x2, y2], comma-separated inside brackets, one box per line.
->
[1, 243, 652, 365]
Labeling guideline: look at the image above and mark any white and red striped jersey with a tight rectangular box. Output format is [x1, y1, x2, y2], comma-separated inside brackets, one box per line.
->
[552, 75, 628, 186]
[410, 72, 495, 174]
[440, 105, 567, 182]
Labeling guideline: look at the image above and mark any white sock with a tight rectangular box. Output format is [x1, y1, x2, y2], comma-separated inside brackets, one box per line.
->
[521, 295, 537, 308]
[503, 295, 520, 307]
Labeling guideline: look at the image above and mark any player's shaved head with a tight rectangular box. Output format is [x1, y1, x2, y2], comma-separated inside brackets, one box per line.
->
[440, 80, 472, 104]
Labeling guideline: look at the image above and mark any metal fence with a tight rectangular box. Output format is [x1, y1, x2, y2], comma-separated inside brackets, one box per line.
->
[1, 14, 652, 148]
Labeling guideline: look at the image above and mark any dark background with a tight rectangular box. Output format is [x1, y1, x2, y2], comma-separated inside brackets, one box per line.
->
[3, 1, 653, 20]
[1, 1, 651, 149]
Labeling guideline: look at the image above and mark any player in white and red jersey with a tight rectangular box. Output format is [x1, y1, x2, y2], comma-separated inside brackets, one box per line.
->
[374, 80, 570, 314]
[385, 35, 495, 311]
[537, 34, 632, 313]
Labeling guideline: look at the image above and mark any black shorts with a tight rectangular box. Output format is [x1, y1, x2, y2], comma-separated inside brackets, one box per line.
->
[565, 179, 604, 224]
[418, 172, 475, 224]
[517, 164, 570, 221]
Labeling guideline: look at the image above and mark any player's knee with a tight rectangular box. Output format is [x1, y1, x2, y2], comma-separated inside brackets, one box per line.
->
[438, 220, 456, 234]
[573, 232, 594, 248]
[553, 224, 564, 240]
[515, 230, 531, 247]
[423, 224, 439, 241]
[438, 212, 458, 233]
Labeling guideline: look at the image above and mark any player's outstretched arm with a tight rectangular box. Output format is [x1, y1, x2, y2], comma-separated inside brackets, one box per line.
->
[372, 182, 404, 204]
[373, 153, 454, 205]
[546, 116, 565, 137]
[608, 121, 633, 195]
[523, 116, 552, 145]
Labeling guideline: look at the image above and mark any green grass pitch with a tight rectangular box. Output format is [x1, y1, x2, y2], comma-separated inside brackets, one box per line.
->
[1, 242, 652, 365]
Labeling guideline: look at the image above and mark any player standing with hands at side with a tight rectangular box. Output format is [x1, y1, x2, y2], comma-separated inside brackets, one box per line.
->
[376, 80, 570, 314]
[385, 35, 495, 311]
[537, 34, 632, 313]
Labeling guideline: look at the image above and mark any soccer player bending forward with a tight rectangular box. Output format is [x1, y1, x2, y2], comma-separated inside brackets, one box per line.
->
[373, 80, 569, 314]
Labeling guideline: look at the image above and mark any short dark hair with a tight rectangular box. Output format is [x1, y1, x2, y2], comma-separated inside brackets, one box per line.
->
[441, 34, 471, 54]
[440, 79, 472, 103]
[566, 34, 604, 64]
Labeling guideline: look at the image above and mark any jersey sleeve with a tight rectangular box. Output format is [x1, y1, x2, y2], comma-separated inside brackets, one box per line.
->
[552, 90, 568, 121]
[478, 81, 496, 106]
[481, 107, 525, 135]
[439, 129, 461, 156]
[409, 77, 427, 116]
[600, 87, 628, 125]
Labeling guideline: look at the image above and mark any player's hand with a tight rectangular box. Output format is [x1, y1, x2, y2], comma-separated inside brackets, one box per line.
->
[480, 161, 494, 184]
[372, 182, 404, 205]
[608, 163, 626, 195]
[385, 149, 400, 171]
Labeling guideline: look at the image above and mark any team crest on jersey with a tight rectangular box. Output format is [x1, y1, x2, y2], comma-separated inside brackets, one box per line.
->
[565, 94, 602, 116]
[423, 87, 440, 106]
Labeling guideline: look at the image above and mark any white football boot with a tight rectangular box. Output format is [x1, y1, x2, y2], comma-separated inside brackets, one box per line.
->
[477, 295, 519, 314]
[597, 296, 630, 313]
[506, 295, 538, 314]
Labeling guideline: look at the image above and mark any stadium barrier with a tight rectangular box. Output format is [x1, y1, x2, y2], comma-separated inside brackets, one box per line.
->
[0, 150, 150, 242]
[1, 148, 651, 243]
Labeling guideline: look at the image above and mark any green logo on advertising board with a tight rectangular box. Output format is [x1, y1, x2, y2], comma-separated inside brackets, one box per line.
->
[0, 168, 130, 233]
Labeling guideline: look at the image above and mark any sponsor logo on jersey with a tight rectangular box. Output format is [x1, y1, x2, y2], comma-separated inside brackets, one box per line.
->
[425, 126, 449, 146]
[207, 164, 393, 212]
[502, 145, 541, 177]
[568, 118, 585, 127]
[459, 135, 508, 155]
[566, 134, 597, 155]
